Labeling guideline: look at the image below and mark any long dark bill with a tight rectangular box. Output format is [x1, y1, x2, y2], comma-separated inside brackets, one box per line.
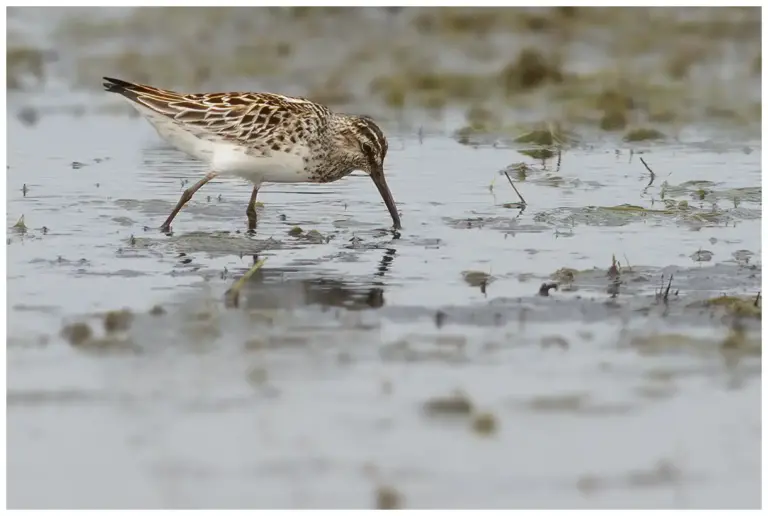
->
[371, 166, 401, 230]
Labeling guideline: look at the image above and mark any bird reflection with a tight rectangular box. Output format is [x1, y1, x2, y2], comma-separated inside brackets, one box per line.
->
[238, 247, 396, 311]
[377, 248, 396, 277]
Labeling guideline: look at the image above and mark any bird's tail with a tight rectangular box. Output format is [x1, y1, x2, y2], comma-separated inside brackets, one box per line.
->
[102, 76, 195, 119]
[102, 76, 183, 103]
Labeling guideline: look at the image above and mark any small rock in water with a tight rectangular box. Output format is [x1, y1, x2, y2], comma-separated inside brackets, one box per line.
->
[17, 106, 39, 126]
[690, 249, 713, 262]
[375, 485, 402, 510]
[304, 229, 325, 243]
[104, 309, 134, 333]
[462, 270, 492, 288]
[149, 305, 166, 316]
[472, 412, 498, 436]
[61, 322, 93, 346]
[732, 249, 754, 264]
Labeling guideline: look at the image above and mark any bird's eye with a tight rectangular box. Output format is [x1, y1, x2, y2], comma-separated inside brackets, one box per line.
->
[361, 142, 375, 158]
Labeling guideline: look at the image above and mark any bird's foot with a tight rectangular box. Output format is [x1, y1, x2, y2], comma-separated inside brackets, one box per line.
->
[246, 215, 257, 235]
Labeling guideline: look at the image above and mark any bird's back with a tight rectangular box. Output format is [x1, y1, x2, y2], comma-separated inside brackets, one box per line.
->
[103, 77, 335, 182]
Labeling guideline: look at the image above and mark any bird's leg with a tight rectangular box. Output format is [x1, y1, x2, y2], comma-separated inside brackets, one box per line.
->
[160, 171, 217, 233]
[245, 186, 260, 233]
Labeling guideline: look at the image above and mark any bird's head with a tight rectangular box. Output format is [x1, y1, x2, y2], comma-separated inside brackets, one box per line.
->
[333, 114, 400, 230]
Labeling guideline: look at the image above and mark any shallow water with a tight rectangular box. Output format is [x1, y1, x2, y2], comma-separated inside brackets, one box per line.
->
[6, 6, 762, 510]
[7, 105, 761, 509]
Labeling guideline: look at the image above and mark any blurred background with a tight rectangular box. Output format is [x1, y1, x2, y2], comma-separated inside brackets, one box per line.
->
[7, 6, 761, 138]
[6, 7, 762, 510]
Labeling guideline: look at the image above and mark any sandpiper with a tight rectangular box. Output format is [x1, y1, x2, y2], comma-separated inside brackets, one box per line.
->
[102, 77, 401, 233]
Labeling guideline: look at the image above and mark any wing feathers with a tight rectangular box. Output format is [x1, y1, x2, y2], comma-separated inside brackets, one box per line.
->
[102, 76, 330, 146]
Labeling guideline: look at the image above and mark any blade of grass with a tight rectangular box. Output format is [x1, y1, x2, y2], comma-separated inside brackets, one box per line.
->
[225, 258, 266, 308]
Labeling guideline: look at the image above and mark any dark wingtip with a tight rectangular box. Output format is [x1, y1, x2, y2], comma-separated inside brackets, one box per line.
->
[102, 76, 145, 103]
[102, 76, 133, 94]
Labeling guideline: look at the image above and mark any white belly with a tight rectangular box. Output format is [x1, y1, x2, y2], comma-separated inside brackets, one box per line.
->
[212, 144, 312, 184]
[133, 105, 314, 185]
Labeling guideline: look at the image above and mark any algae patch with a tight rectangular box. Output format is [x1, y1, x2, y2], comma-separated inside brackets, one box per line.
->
[688, 295, 761, 319]
[624, 127, 666, 142]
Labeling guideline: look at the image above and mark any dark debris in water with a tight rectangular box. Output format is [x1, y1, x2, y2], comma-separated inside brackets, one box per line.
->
[149, 305, 167, 316]
[288, 226, 328, 244]
[539, 282, 558, 296]
[375, 485, 403, 510]
[104, 309, 134, 333]
[423, 391, 474, 417]
[61, 321, 93, 346]
[471, 412, 498, 436]
[462, 270, 493, 289]
[690, 249, 714, 262]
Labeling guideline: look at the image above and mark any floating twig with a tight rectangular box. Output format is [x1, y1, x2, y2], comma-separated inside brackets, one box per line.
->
[663, 274, 674, 303]
[655, 273, 672, 302]
[622, 253, 632, 272]
[503, 170, 527, 206]
[224, 257, 266, 308]
[640, 157, 656, 188]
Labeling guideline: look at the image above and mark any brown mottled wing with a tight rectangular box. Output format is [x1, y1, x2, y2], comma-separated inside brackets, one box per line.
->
[103, 77, 330, 147]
